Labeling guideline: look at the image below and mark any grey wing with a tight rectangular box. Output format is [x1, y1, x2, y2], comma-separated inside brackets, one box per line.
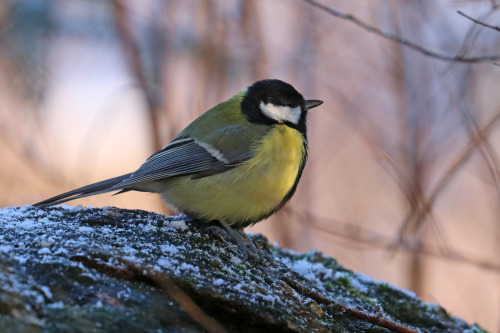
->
[112, 137, 250, 189]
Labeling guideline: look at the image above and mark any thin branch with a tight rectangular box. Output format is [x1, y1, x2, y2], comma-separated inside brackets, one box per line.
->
[0, 2, 14, 39]
[394, 102, 500, 249]
[110, 0, 163, 152]
[303, 0, 500, 63]
[282, 276, 421, 333]
[458, 10, 500, 32]
[441, 8, 498, 74]
[110, 0, 173, 214]
[122, 260, 229, 333]
[0, 129, 69, 190]
[413, 108, 500, 225]
[457, 96, 500, 201]
[283, 209, 500, 273]
[73, 254, 228, 333]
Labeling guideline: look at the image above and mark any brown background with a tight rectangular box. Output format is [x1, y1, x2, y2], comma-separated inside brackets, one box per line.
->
[1, 0, 499, 331]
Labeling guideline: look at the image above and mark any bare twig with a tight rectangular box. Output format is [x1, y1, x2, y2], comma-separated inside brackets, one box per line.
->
[282, 276, 421, 333]
[73, 254, 228, 333]
[283, 209, 500, 273]
[110, 0, 175, 214]
[401, 107, 500, 234]
[441, 8, 497, 74]
[110, 0, 162, 152]
[458, 10, 500, 32]
[456, 94, 500, 200]
[0, 129, 69, 190]
[303, 0, 500, 63]
[0, 1, 14, 37]
[240, 0, 268, 77]
[122, 261, 229, 333]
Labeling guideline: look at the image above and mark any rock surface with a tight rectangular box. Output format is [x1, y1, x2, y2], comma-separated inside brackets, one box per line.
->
[0, 206, 488, 332]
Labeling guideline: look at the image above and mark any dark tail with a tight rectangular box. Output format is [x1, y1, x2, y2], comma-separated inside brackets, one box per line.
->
[33, 173, 133, 208]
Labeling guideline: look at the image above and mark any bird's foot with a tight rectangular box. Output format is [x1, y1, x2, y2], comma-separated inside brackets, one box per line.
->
[203, 223, 274, 266]
[235, 229, 275, 266]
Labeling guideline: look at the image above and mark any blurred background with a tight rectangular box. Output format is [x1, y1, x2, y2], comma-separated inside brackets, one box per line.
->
[1, 0, 499, 330]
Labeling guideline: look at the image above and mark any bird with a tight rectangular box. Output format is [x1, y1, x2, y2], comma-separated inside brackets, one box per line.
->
[34, 79, 322, 236]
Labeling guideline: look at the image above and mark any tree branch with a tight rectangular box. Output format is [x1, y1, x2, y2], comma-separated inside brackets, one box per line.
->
[282, 276, 421, 333]
[121, 260, 229, 333]
[458, 10, 500, 32]
[303, 0, 500, 63]
[284, 208, 500, 273]
[110, 0, 163, 152]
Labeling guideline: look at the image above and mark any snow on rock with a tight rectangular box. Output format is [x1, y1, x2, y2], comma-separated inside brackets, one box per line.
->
[0, 206, 486, 333]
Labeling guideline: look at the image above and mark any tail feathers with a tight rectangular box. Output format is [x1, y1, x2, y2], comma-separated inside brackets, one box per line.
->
[33, 173, 133, 208]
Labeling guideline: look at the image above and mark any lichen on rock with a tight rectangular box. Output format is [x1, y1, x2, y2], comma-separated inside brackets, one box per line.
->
[0, 206, 488, 333]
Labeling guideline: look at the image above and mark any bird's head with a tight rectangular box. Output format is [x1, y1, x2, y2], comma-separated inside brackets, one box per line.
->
[240, 79, 323, 134]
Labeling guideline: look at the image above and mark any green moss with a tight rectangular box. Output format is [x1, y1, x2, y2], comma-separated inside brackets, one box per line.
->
[0, 207, 482, 332]
[372, 283, 448, 330]
[187, 276, 198, 284]
[468, 324, 488, 333]
[324, 282, 334, 291]
[366, 325, 391, 332]
[376, 282, 392, 293]
[210, 258, 222, 269]
[318, 255, 337, 268]
[234, 264, 247, 272]
[336, 275, 351, 289]
[359, 295, 376, 306]
[349, 288, 361, 296]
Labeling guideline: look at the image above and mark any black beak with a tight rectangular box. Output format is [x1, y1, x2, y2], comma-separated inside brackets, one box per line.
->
[305, 99, 323, 110]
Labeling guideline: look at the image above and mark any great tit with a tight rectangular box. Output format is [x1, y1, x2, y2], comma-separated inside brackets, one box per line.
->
[34, 79, 323, 228]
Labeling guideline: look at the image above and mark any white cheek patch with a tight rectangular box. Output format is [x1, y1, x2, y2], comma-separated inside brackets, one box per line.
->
[259, 102, 302, 124]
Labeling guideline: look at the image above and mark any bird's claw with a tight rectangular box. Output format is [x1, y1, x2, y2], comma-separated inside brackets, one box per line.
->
[203, 223, 274, 266]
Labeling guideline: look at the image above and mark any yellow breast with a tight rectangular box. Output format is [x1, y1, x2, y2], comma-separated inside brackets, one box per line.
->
[161, 125, 306, 226]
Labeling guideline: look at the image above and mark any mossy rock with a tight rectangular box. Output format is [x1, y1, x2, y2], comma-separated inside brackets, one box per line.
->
[0, 206, 488, 333]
